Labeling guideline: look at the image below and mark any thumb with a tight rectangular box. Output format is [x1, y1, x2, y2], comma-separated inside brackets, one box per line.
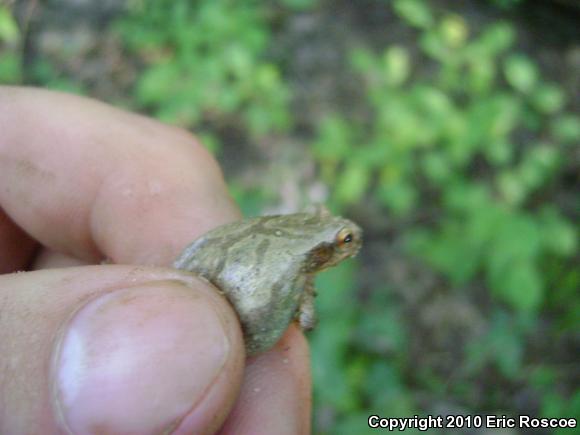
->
[0, 265, 244, 434]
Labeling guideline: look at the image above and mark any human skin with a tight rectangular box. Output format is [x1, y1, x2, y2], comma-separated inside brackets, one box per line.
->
[0, 87, 311, 434]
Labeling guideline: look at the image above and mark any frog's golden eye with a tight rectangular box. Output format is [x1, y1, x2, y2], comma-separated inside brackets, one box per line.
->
[337, 228, 353, 246]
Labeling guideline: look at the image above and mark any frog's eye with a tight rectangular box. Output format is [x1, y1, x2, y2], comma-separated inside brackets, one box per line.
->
[337, 228, 353, 246]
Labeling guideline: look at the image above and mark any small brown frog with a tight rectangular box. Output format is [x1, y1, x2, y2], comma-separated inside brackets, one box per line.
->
[174, 209, 362, 355]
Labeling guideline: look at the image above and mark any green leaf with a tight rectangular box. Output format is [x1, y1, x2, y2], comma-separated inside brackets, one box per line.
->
[382, 46, 410, 86]
[197, 131, 221, 154]
[467, 56, 495, 94]
[136, 62, 182, 104]
[464, 310, 525, 377]
[443, 181, 491, 212]
[356, 304, 406, 354]
[0, 6, 19, 44]
[486, 213, 543, 312]
[504, 54, 538, 93]
[497, 170, 527, 205]
[225, 44, 253, 78]
[440, 14, 468, 48]
[311, 321, 357, 410]
[538, 207, 577, 256]
[393, 0, 433, 29]
[364, 362, 416, 416]
[530, 365, 558, 389]
[462, 96, 520, 160]
[312, 115, 353, 162]
[155, 98, 199, 125]
[311, 263, 358, 411]
[490, 94, 521, 138]
[350, 48, 377, 73]
[377, 178, 417, 216]
[228, 185, 270, 218]
[489, 312, 524, 377]
[494, 212, 541, 262]
[477, 21, 515, 55]
[422, 151, 451, 183]
[541, 392, 567, 419]
[426, 222, 483, 283]
[414, 85, 453, 117]
[517, 143, 560, 191]
[334, 163, 371, 205]
[0, 53, 21, 83]
[496, 261, 543, 312]
[532, 83, 565, 114]
[485, 139, 513, 166]
[419, 30, 448, 61]
[551, 115, 580, 143]
[255, 63, 281, 93]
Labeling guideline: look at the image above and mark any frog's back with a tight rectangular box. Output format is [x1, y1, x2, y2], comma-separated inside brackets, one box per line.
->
[173, 215, 310, 354]
[174, 213, 329, 273]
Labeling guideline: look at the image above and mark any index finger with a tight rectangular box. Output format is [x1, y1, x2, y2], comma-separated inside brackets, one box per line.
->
[0, 86, 240, 266]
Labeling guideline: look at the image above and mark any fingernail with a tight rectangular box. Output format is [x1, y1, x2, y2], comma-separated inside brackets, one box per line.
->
[51, 281, 230, 434]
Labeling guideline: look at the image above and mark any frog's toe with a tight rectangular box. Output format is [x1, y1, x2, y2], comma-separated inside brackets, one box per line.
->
[297, 310, 317, 331]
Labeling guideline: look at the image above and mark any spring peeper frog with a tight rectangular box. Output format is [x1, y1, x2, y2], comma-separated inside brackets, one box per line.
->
[174, 209, 362, 355]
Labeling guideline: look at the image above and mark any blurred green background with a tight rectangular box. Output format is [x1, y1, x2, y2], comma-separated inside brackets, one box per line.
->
[2, 0, 578, 433]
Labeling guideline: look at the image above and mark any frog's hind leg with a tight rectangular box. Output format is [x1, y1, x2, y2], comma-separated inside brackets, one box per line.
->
[296, 275, 317, 331]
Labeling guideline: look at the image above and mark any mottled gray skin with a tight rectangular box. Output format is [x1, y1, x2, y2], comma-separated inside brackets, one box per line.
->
[174, 211, 362, 355]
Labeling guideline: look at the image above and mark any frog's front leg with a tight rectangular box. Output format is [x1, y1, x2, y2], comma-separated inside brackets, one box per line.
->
[296, 275, 317, 331]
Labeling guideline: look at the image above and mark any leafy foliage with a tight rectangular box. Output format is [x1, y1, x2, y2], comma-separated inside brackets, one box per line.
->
[309, 0, 578, 430]
[313, 2, 577, 315]
[117, 0, 291, 143]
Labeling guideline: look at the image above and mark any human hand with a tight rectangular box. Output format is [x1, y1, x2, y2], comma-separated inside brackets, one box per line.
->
[0, 87, 311, 434]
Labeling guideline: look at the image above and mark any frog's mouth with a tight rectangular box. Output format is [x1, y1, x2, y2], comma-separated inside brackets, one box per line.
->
[305, 238, 362, 272]
[305, 242, 336, 272]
